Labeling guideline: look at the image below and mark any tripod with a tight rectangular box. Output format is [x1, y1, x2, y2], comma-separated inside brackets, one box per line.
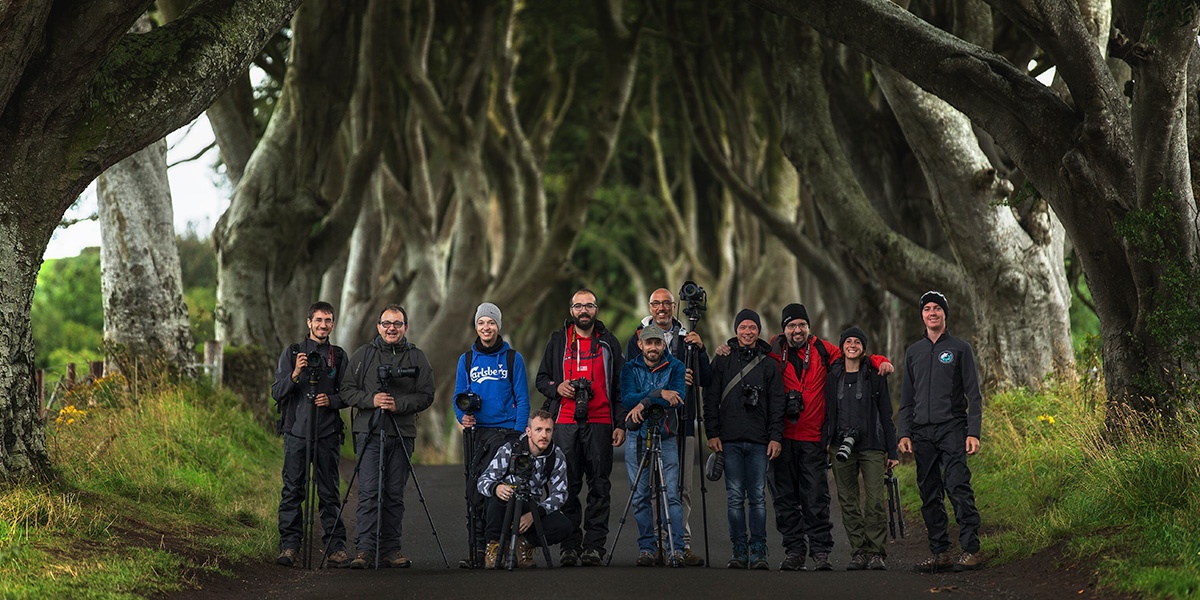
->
[320, 381, 450, 569]
[886, 468, 906, 539]
[299, 367, 320, 570]
[606, 422, 678, 566]
[462, 424, 479, 568]
[495, 474, 555, 570]
[680, 313, 710, 567]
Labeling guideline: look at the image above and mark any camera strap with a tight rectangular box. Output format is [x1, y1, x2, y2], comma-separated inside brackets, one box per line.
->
[720, 354, 766, 405]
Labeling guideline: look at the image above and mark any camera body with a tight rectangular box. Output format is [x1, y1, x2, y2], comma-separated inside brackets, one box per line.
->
[678, 280, 707, 322]
[455, 392, 482, 415]
[784, 390, 805, 421]
[570, 378, 593, 422]
[305, 350, 327, 372]
[509, 445, 535, 490]
[626, 402, 667, 432]
[742, 384, 763, 408]
[836, 428, 859, 462]
[377, 364, 420, 392]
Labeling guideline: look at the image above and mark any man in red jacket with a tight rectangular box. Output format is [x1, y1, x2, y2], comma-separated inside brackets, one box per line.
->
[766, 304, 892, 571]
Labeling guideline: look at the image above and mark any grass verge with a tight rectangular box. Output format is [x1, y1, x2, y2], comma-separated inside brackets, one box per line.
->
[0, 375, 281, 599]
[898, 375, 1200, 598]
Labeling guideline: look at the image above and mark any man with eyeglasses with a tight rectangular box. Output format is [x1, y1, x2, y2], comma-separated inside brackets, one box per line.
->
[343, 304, 436, 568]
[623, 288, 712, 566]
[535, 288, 625, 566]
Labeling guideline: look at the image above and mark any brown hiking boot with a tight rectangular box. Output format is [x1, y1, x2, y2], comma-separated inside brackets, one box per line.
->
[275, 547, 297, 567]
[681, 548, 705, 567]
[326, 549, 352, 568]
[954, 551, 984, 571]
[914, 552, 954, 572]
[484, 540, 500, 569]
[349, 551, 370, 569]
[382, 550, 412, 568]
[516, 537, 537, 568]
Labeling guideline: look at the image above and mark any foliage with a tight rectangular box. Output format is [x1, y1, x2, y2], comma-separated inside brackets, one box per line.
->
[0, 377, 281, 598]
[896, 376, 1200, 598]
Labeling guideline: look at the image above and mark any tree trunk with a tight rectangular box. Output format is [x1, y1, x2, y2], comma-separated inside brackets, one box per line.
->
[97, 139, 196, 377]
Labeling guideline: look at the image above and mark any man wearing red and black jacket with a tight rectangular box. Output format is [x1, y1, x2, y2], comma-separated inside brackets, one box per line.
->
[767, 303, 892, 571]
[535, 288, 626, 567]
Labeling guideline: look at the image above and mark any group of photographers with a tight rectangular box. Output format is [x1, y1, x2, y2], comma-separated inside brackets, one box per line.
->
[272, 286, 984, 574]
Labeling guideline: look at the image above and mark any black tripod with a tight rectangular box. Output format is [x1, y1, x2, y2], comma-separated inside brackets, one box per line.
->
[320, 375, 450, 569]
[495, 471, 555, 570]
[462, 424, 479, 568]
[299, 367, 320, 570]
[680, 287, 710, 566]
[606, 421, 678, 566]
[886, 468, 906, 539]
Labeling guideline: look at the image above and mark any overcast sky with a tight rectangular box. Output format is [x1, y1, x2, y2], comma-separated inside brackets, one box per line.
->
[43, 114, 229, 260]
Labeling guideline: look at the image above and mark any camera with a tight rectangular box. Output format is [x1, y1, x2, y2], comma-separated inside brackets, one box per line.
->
[679, 280, 707, 322]
[455, 392, 482, 415]
[784, 390, 804, 421]
[626, 402, 667, 432]
[510, 445, 535, 483]
[742, 384, 763, 408]
[377, 364, 420, 392]
[836, 428, 859, 462]
[305, 350, 327, 372]
[570, 378, 593, 422]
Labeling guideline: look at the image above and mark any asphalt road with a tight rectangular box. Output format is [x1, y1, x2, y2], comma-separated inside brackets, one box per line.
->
[173, 443, 1102, 600]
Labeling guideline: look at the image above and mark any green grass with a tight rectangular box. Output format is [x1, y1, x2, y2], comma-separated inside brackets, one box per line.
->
[898, 376, 1200, 598]
[0, 375, 282, 599]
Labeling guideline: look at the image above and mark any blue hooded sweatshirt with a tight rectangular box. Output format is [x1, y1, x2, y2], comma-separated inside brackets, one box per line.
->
[453, 338, 530, 430]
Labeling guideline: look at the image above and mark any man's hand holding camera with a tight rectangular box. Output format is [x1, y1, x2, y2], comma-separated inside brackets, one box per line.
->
[291, 351, 308, 382]
[374, 392, 397, 412]
[555, 380, 576, 398]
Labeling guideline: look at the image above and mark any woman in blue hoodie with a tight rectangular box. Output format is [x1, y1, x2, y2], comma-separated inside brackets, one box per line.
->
[454, 302, 531, 568]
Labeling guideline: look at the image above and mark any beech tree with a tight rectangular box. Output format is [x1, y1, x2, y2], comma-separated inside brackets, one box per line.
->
[747, 0, 1199, 419]
[0, 0, 301, 480]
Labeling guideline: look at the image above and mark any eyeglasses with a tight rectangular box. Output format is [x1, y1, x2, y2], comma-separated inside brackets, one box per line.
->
[379, 321, 406, 329]
[570, 303, 598, 311]
[649, 300, 675, 308]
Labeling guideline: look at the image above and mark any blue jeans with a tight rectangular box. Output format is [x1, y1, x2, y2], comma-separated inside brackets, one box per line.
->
[625, 431, 684, 554]
[723, 440, 769, 545]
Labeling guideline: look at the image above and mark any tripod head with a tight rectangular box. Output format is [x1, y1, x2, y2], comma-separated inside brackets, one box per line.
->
[678, 280, 707, 329]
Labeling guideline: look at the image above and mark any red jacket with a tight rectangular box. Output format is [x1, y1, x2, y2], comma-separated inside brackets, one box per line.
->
[769, 333, 889, 442]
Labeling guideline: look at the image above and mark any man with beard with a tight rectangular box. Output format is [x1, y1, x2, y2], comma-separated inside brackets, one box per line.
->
[536, 289, 625, 566]
[624, 288, 712, 566]
[271, 301, 351, 568]
[343, 304, 436, 569]
[478, 410, 571, 569]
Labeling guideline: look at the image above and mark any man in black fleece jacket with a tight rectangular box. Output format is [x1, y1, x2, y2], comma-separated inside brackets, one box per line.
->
[898, 291, 984, 573]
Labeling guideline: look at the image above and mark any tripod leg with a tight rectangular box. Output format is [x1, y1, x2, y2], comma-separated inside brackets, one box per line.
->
[375, 429, 385, 569]
[605, 438, 651, 566]
[464, 428, 477, 568]
[653, 444, 677, 564]
[506, 497, 524, 571]
[496, 494, 516, 570]
[394, 435, 451, 568]
[528, 504, 554, 568]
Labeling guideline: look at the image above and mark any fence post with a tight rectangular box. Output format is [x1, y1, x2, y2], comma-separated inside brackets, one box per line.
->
[89, 361, 103, 381]
[66, 363, 76, 388]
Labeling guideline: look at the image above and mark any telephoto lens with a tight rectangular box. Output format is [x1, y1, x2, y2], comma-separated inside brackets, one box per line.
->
[455, 392, 482, 415]
[836, 428, 859, 462]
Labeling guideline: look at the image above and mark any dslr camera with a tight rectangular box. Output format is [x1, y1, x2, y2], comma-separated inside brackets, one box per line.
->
[510, 445, 535, 485]
[742, 384, 763, 408]
[377, 364, 420, 392]
[784, 390, 804, 422]
[570, 378, 593, 422]
[679, 280, 707, 321]
[455, 392, 482, 415]
[835, 428, 859, 462]
[626, 402, 667, 432]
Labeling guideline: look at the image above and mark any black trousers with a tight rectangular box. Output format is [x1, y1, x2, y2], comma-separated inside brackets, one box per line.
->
[354, 433, 413, 555]
[911, 420, 981, 554]
[553, 422, 614, 553]
[278, 433, 347, 551]
[465, 427, 521, 552]
[483, 496, 573, 546]
[767, 439, 834, 557]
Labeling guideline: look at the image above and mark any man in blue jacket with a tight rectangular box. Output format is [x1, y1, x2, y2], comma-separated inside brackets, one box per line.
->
[454, 302, 531, 568]
[620, 324, 688, 567]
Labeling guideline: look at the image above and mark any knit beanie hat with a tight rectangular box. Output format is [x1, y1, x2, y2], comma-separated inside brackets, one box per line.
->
[475, 302, 502, 330]
[780, 303, 809, 330]
[839, 326, 868, 351]
[919, 291, 949, 315]
[734, 308, 761, 331]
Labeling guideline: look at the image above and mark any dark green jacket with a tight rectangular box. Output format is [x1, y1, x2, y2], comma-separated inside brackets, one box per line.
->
[343, 336, 436, 438]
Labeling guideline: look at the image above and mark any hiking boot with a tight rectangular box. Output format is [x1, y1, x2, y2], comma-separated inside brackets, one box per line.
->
[349, 551, 370, 569]
[846, 551, 868, 571]
[560, 548, 580, 567]
[868, 553, 888, 571]
[954, 551, 984, 571]
[812, 552, 833, 571]
[749, 541, 769, 570]
[516, 537, 537, 568]
[326, 549, 352, 569]
[779, 553, 806, 571]
[484, 541, 499, 569]
[914, 552, 954, 572]
[275, 547, 297, 567]
[580, 548, 603, 566]
[668, 552, 686, 568]
[382, 550, 412, 568]
[727, 542, 749, 569]
[636, 551, 656, 567]
[681, 548, 705, 567]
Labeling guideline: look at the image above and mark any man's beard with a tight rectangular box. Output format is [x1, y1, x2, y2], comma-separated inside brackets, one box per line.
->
[573, 314, 594, 331]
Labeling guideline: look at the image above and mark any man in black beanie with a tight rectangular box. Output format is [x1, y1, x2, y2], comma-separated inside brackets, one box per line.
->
[899, 290, 984, 572]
